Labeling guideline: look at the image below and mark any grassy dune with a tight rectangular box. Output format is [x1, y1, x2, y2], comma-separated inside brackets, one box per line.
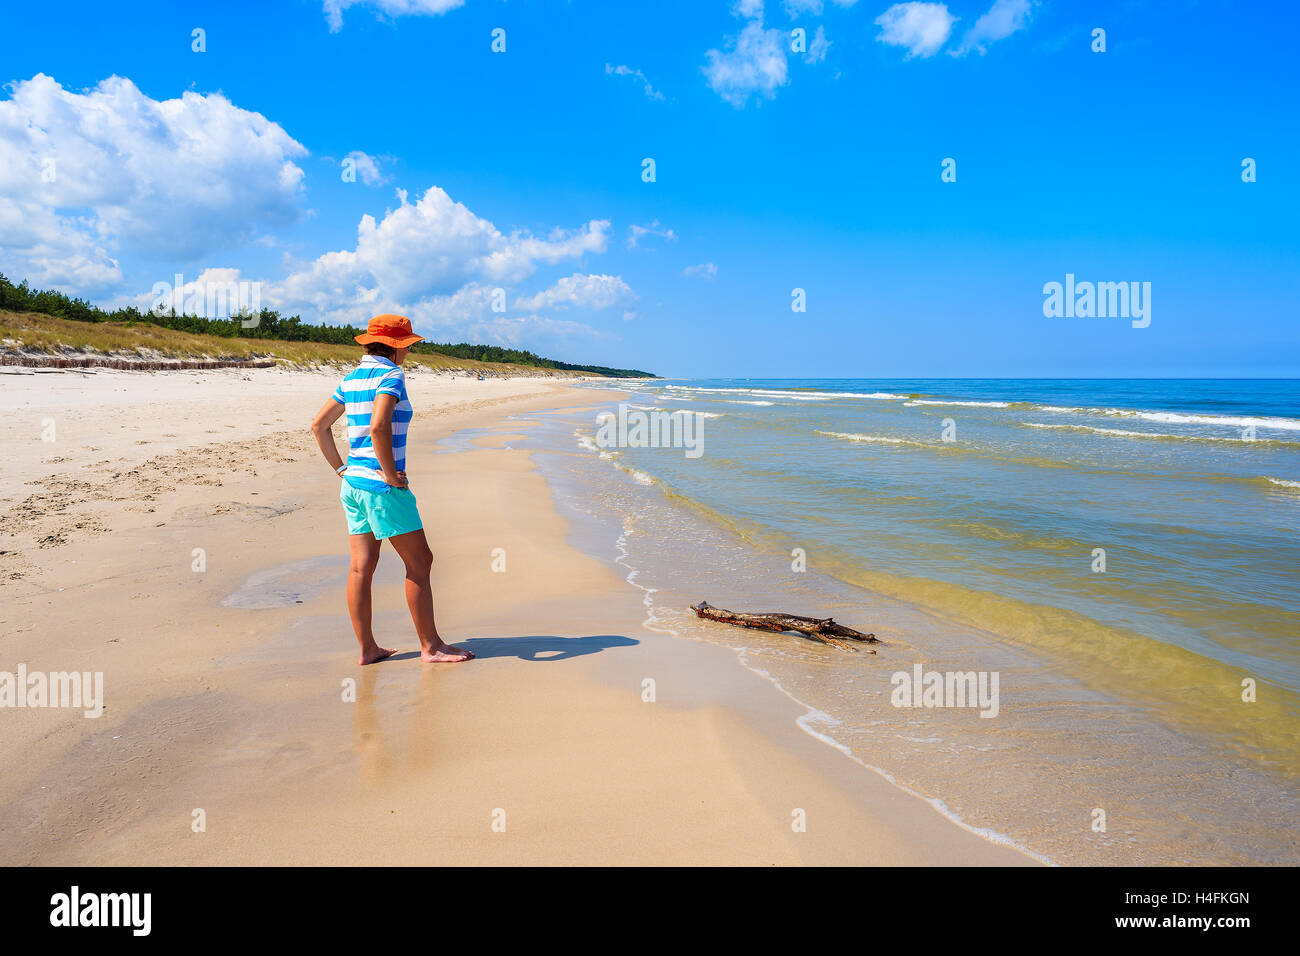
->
[0, 309, 594, 376]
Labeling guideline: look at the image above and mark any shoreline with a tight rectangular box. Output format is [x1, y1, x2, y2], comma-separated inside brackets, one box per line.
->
[530, 384, 1300, 866]
[0, 368, 1036, 865]
[603, 495, 1059, 867]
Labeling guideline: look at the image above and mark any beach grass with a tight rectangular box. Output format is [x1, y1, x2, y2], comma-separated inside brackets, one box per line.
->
[0, 308, 592, 376]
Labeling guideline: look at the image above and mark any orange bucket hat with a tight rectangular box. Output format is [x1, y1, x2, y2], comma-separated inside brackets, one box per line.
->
[355, 313, 424, 348]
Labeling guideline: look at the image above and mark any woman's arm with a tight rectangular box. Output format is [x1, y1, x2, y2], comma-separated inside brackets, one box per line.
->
[310, 398, 348, 475]
[369, 392, 407, 488]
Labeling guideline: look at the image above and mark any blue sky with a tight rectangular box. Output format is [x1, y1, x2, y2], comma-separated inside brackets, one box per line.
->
[0, 0, 1295, 377]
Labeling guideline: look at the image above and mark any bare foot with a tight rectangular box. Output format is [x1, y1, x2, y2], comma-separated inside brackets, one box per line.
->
[360, 646, 398, 665]
[421, 642, 474, 663]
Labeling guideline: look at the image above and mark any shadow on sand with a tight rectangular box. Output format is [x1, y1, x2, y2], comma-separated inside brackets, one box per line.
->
[363, 635, 639, 664]
[458, 634, 639, 662]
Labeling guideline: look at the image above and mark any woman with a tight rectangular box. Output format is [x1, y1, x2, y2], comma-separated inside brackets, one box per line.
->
[310, 313, 474, 665]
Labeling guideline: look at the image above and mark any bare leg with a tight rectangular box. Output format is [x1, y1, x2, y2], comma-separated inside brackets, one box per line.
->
[348, 533, 397, 665]
[386, 528, 473, 662]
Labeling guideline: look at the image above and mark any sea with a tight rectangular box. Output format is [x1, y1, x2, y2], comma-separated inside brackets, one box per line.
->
[502, 379, 1300, 865]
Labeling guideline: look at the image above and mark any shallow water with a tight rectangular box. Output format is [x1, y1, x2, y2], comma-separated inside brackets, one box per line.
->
[492, 380, 1300, 865]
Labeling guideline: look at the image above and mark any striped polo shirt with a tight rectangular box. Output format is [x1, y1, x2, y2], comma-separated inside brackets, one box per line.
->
[331, 356, 412, 493]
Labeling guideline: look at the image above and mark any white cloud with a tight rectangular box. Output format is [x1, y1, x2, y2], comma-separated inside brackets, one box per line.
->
[734, 0, 765, 19]
[123, 267, 257, 317]
[953, 0, 1035, 55]
[323, 0, 464, 33]
[409, 283, 499, 324]
[0, 199, 123, 292]
[805, 25, 831, 64]
[165, 186, 624, 349]
[874, 2, 956, 59]
[514, 274, 633, 312]
[342, 150, 387, 186]
[0, 74, 307, 293]
[481, 222, 612, 286]
[159, 266, 613, 349]
[463, 314, 607, 348]
[683, 262, 718, 279]
[263, 186, 609, 317]
[627, 220, 677, 248]
[704, 21, 790, 107]
[605, 64, 665, 101]
[785, 0, 856, 19]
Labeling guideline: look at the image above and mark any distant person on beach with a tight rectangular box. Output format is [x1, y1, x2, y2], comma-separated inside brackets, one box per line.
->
[310, 314, 474, 665]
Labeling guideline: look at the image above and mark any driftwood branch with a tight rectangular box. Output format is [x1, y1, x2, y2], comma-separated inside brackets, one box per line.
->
[690, 600, 878, 652]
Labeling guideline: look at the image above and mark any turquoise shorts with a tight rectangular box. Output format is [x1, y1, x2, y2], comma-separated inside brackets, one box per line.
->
[340, 481, 424, 540]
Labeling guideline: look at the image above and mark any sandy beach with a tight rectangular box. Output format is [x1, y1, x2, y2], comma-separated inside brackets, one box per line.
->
[0, 366, 1036, 866]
